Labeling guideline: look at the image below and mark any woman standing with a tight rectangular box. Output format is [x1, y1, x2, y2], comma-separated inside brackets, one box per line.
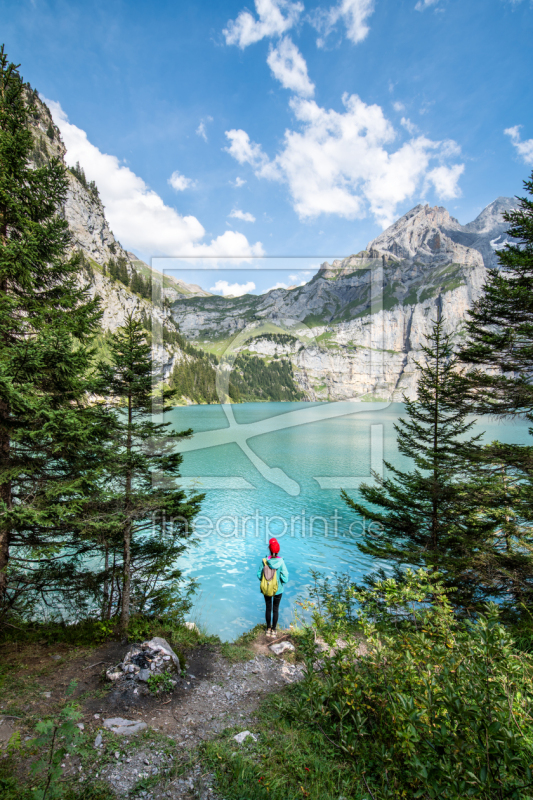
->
[257, 537, 289, 638]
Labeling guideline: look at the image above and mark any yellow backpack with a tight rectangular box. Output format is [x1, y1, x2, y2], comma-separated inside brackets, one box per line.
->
[260, 558, 278, 597]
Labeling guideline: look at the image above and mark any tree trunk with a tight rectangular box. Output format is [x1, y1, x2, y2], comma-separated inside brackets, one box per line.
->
[431, 325, 440, 553]
[0, 397, 11, 605]
[107, 550, 116, 621]
[101, 542, 109, 620]
[0, 214, 12, 604]
[120, 384, 133, 633]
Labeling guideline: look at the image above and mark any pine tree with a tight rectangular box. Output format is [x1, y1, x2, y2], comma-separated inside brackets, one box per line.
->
[0, 47, 102, 611]
[117, 255, 129, 285]
[342, 317, 500, 611]
[454, 173, 533, 614]
[95, 313, 202, 631]
[107, 257, 117, 280]
[458, 173, 533, 416]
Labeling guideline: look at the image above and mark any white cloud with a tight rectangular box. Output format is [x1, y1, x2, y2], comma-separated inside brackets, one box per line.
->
[46, 98, 263, 261]
[229, 209, 256, 222]
[224, 129, 269, 167]
[223, 0, 303, 49]
[426, 164, 464, 198]
[313, 0, 375, 46]
[267, 37, 315, 96]
[400, 116, 418, 135]
[225, 93, 464, 228]
[415, 0, 440, 10]
[232, 176, 247, 187]
[393, 101, 405, 112]
[505, 125, 533, 165]
[333, 0, 375, 43]
[168, 170, 196, 191]
[210, 279, 256, 296]
[196, 117, 213, 142]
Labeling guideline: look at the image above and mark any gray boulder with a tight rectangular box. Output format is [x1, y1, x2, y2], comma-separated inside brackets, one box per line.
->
[103, 718, 147, 735]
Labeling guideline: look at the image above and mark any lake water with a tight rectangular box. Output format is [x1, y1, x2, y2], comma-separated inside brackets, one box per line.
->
[165, 401, 530, 641]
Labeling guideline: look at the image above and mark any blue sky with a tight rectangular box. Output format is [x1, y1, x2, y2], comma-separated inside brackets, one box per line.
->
[3, 0, 533, 295]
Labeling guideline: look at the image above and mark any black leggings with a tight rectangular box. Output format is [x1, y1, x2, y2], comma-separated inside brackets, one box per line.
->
[265, 593, 282, 630]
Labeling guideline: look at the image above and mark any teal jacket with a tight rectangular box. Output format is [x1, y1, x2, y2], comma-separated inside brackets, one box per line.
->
[257, 555, 289, 596]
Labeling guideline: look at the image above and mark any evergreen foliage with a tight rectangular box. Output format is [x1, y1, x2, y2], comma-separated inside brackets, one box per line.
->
[169, 350, 236, 405]
[459, 174, 533, 415]
[93, 313, 202, 630]
[30, 136, 49, 168]
[231, 352, 303, 402]
[106, 254, 129, 285]
[169, 346, 303, 405]
[129, 266, 152, 298]
[342, 318, 500, 611]
[69, 161, 99, 202]
[0, 46, 103, 613]
[454, 172, 533, 615]
[248, 333, 298, 347]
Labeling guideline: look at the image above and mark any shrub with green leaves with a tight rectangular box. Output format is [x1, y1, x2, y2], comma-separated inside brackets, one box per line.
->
[147, 672, 174, 695]
[26, 681, 82, 800]
[292, 570, 533, 799]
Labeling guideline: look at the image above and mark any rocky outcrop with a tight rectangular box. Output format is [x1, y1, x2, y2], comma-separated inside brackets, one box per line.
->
[65, 175, 127, 266]
[27, 92, 208, 340]
[366, 204, 484, 268]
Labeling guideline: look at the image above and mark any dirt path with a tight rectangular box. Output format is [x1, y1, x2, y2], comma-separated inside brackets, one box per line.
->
[1, 631, 304, 799]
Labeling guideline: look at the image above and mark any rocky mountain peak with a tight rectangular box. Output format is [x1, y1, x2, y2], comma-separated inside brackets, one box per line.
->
[365, 196, 515, 270]
[463, 196, 516, 234]
[366, 203, 478, 267]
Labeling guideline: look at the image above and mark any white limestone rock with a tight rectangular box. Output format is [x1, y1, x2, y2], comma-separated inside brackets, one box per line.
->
[103, 718, 147, 735]
[233, 731, 257, 744]
[269, 641, 295, 655]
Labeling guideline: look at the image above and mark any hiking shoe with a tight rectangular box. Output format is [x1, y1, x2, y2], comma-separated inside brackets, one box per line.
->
[266, 628, 274, 638]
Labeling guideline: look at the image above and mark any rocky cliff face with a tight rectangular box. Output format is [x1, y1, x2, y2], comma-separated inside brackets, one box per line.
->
[28, 92, 208, 339]
[170, 199, 515, 401]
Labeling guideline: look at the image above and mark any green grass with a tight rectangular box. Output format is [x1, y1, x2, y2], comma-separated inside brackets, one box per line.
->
[220, 623, 265, 661]
[199, 693, 363, 800]
[220, 643, 254, 662]
[442, 277, 466, 293]
[302, 313, 329, 328]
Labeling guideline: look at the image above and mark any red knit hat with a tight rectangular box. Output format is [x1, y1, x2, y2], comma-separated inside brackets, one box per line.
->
[269, 538, 280, 554]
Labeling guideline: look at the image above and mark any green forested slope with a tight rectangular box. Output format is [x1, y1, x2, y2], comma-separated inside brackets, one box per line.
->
[169, 346, 303, 405]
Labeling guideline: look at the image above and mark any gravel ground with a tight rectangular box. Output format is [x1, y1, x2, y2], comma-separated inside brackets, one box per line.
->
[1, 631, 306, 799]
[95, 647, 305, 798]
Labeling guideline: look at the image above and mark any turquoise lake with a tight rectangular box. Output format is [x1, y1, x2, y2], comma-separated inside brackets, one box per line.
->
[165, 402, 531, 641]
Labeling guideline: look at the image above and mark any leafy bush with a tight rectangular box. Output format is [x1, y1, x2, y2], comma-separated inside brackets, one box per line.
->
[291, 570, 533, 799]
[147, 672, 174, 695]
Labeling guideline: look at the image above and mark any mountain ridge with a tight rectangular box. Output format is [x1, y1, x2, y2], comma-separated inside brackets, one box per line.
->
[27, 89, 514, 404]
[169, 196, 514, 401]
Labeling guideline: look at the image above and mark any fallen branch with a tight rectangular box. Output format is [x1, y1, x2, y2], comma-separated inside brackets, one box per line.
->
[362, 773, 377, 800]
